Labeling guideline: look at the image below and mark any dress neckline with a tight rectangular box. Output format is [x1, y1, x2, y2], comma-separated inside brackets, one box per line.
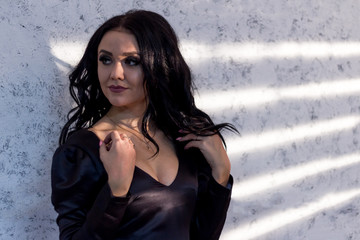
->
[84, 128, 181, 188]
[134, 157, 181, 188]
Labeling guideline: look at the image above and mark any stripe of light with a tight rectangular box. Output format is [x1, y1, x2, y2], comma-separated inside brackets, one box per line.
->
[195, 78, 360, 111]
[222, 189, 360, 240]
[50, 40, 360, 67]
[50, 41, 86, 69]
[232, 153, 360, 200]
[181, 41, 360, 61]
[226, 115, 360, 156]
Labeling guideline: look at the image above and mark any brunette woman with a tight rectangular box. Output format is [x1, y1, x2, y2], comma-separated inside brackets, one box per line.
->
[51, 9, 237, 240]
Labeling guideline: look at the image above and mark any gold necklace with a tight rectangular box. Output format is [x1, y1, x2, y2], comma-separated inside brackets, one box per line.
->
[105, 114, 152, 151]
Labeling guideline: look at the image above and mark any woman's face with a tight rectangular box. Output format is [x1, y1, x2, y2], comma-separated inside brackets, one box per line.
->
[97, 29, 146, 112]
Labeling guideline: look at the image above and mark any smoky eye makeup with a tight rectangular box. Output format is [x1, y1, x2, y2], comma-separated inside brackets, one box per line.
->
[124, 56, 141, 66]
[98, 54, 112, 65]
[97, 49, 141, 66]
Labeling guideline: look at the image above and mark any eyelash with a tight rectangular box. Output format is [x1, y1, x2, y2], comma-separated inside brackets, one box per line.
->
[124, 57, 140, 66]
[98, 55, 140, 66]
[99, 55, 112, 65]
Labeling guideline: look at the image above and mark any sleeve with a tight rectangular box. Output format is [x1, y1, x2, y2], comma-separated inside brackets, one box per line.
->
[190, 155, 233, 240]
[51, 143, 130, 240]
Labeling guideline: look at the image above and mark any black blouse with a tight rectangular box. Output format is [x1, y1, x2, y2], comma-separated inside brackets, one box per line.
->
[51, 129, 232, 240]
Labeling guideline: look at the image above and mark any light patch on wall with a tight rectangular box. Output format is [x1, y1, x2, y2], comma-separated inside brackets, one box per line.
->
[226, 115, 360, 156]
[181, 41, 360, 61]
[50, 41, 86, 69]
[232, 153, 360, 200]
[195, 78, 360, 111]
[223, 188, 360, 240]
[50, 40, 360, 68]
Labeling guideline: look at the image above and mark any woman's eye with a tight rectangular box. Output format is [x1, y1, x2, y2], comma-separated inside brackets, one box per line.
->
[99, 55, 112, 65]
[124, 57, 140, 66]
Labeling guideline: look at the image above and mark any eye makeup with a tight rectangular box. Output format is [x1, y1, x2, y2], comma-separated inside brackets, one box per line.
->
[98, 49, 141, 66]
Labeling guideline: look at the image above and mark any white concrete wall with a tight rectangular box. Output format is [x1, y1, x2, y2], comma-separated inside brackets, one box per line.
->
[1, 1, 359, 239]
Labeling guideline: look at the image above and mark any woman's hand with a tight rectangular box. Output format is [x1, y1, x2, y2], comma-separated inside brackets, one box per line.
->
[99, 131, 136, 197]
[177, 131, 230, 187]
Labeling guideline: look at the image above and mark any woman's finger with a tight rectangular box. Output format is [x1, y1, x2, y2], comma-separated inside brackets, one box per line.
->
[176, 133, 202, 142]
[183, 140, 201, 150]
[99, 139, 107, 156]
[102, 131, 125, 151]
[120, 133, 135, 148]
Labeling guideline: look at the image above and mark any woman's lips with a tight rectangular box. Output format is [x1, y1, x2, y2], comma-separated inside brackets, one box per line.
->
[109, 85, 128, 93]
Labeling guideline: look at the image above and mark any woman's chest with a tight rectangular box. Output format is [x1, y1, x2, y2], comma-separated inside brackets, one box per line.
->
[122, 156, 199, 224]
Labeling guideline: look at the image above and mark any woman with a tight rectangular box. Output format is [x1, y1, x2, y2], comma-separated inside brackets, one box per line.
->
[51, 9, 237, 240]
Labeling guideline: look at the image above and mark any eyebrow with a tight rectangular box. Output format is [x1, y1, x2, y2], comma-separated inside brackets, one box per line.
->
[98, 49, 140, 56]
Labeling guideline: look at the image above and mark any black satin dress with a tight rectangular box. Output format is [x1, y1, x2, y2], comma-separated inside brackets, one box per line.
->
[51, 129, 232, 240]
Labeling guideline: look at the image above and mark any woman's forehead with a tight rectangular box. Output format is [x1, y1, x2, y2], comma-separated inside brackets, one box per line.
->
[98, 30, 139, 54]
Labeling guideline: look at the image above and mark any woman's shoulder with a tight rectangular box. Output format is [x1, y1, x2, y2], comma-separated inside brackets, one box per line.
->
[52, 129, 104, 176]
[64, 129, 100, 148]
[55, 129, 100, 160]
[51, 129, 107, 208]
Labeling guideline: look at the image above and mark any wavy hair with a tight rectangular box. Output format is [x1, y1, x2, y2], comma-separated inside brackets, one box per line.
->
[59, 9, 237, 152]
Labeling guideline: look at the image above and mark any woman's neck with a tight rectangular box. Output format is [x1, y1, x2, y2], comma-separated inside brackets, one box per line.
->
[106, 107, 144, 130]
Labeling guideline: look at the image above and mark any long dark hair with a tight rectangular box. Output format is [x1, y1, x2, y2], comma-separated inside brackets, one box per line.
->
[60, 9, 237, 152]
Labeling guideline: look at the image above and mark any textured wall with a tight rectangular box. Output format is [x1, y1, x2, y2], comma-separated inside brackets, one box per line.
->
[0, 0, 359, 239]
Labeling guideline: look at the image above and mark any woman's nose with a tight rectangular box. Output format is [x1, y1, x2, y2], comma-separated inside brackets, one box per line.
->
[110, 62, 124, 80]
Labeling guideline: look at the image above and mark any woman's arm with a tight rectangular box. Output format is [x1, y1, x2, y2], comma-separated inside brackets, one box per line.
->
[99, 131, 136, 197]
[176, 131, 231, 186]
[177, 133, 233, 239]
[51, 131, 133, 239]
[190, 154, 233, 240]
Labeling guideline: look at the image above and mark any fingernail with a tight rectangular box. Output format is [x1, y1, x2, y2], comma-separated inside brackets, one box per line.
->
[119, 133, 125, 140]
[99, 140, 103, 147]
[178, 129, 184, 133]
[176, 137, 182, 141]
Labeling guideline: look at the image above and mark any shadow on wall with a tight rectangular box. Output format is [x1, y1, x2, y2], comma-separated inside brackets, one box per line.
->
[0, 8, 67, 239]
[198, 43, 360, 239]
